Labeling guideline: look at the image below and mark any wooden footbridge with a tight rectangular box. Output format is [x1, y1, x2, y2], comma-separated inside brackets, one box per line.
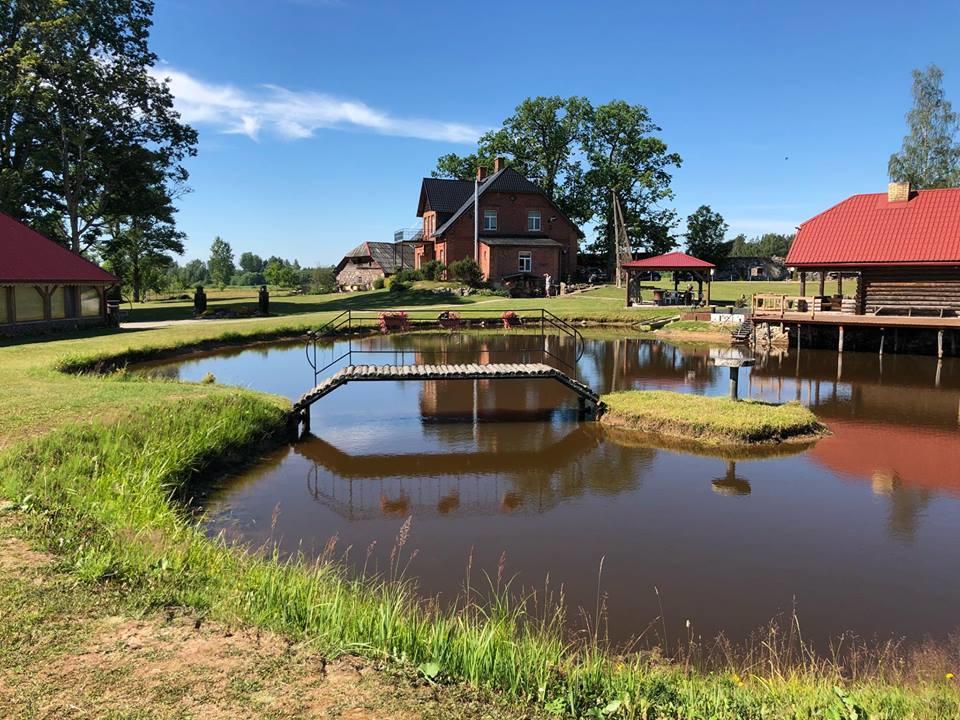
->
[291, 308, 605, 434]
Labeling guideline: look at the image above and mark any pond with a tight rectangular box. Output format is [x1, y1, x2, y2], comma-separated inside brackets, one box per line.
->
[138, 331, 960, 649]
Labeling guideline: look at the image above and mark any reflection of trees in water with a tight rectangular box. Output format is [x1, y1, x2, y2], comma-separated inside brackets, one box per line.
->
[296, 426, 654, 521]
[584, 338, 718, 394]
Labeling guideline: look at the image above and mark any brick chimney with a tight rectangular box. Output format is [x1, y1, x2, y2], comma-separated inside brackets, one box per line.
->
[476, 165, 488, 182]
[888, 181, 911, 202]
[493, 157, 505, 173]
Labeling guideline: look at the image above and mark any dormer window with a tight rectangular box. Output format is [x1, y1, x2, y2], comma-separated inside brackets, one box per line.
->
[527, 210, 541, 232]
[483, 209, 498, 231]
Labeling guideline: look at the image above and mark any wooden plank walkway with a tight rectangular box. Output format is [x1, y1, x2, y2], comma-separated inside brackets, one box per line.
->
[293, 363, 605, 418]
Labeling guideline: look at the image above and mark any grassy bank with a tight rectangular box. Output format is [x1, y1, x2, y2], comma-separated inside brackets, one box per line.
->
[0, 317, 956, 718]
[601, 390, 828, 445]
[123, 279, 841, 324]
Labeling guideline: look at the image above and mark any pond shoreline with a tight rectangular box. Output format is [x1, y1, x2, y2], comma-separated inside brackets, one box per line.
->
[5, 319, 957, 719]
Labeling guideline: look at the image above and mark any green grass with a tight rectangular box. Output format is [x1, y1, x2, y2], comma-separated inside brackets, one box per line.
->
[0, 313, 956, 718]
[601, 390, 827, 444]
[123, 280, 841, 324]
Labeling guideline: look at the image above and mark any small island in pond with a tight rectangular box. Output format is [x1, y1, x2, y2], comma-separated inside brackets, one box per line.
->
[600, 390, 828, 445]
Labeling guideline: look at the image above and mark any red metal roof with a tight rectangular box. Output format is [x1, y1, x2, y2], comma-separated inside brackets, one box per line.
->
[621, 251, 716, 270]
[0, 212, 117, 284]
[787, 188, 960, 267]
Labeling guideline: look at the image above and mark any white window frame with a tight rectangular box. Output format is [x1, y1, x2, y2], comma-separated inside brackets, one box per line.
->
[483, 208, 498, 231]
[518, 251, 532, 273]
[527, 210, 541, 232]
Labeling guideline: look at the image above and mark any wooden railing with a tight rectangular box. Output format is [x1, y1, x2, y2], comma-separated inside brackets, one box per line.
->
[752, 294, 817, 318]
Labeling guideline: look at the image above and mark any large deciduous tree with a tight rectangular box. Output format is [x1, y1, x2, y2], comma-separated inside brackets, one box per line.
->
[101, 218, 185, 302]
[0, 0, 196, 252]
[889, 65, 960, 189]
[208, 236, 235, 287]
[433, 96, 680, 265]
[684, 205, 729, 264]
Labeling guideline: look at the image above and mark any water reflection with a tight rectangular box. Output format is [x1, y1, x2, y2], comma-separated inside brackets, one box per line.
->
[137, 332, 960, 646]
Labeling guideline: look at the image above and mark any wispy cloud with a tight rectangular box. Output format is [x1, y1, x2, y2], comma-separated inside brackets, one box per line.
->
[150, 66, 484, 144]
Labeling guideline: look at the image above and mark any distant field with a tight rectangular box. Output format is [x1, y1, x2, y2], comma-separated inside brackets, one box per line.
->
[124, 280, 842, 324]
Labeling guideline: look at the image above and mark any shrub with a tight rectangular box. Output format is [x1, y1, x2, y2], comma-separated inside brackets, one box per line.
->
[474, 288, 508, 297]
[422, 260, 447, 281]
[389, 279, 410, 293]
[372, 277, 385, 290]
[449, 258, 484, 287]
[392, 268, 423, 283]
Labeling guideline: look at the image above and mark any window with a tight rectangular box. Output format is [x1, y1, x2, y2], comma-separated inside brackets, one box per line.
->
[80, 286, 101, 317]
[14, 285, 44, 322]
[527, 210, 541, 232]
[49, 286, 66, 319]
[519, 251, 532, 273]
[0, 287, 8, 323]
[483, 209, 498, 231]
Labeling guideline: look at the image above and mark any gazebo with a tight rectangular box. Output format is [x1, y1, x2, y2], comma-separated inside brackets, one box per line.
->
[622, 251, 715, 307]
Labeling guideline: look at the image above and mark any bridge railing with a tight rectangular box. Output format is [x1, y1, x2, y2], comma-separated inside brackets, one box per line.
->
[304, 308, 586, 386]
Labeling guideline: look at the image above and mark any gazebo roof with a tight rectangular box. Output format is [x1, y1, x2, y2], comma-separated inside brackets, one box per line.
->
[621, 251, 715, 271]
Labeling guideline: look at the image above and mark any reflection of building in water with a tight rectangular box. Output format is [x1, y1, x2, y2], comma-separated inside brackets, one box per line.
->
[296, 426, 653, 521]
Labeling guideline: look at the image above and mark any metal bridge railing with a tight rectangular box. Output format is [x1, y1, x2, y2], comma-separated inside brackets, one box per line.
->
[304, 308, 586, 387]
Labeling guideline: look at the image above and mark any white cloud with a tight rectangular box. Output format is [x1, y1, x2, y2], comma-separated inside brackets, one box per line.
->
[150, 66, 484, 144]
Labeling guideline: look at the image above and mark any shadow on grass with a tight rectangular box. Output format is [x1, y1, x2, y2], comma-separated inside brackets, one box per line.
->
[125, 290, 477, 323]
[0, 326, 150, 349]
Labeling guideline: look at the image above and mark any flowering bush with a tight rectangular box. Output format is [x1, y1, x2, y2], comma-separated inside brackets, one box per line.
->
[379, 311, 409, 333]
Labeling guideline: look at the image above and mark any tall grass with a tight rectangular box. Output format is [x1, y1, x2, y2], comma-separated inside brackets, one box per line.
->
[1, 394, 957, 718]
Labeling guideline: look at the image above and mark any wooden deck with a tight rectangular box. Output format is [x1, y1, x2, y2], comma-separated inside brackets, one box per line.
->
[752, 310, 960, 329]
[292, 363, 605, 431]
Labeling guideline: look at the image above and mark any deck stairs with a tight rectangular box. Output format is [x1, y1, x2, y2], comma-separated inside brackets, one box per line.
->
[730, 318, 754, 344]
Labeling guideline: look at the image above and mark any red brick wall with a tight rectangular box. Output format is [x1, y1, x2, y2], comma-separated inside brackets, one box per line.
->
[484, 245, 560, 282]
[434, 191, 580, 281]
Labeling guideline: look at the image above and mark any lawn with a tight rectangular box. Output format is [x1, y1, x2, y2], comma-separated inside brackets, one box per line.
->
[124, 279, 843, 324]
[0, 315, 956, 719]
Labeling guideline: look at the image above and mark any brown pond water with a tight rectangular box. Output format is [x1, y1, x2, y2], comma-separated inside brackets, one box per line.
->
[138, 332, 960, 649]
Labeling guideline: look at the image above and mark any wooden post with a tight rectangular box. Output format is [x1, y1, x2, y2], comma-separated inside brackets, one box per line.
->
[879, 328, 885, 356]
[706, 280, 711, 305]
[818, 272, 826, 297]
[938, 329, 944, 359]
[301, 407, 311, 434]
[837, 273, 843, 295]
[838, 325, 844, 353]
[799, 271, 806, 296]
[728, 366, 740, 400]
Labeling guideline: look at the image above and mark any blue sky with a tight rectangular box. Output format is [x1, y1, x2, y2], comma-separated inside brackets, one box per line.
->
[150, 0, 960, 266]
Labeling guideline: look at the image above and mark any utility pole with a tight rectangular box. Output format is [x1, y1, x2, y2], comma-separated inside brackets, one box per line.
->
[474, 175, 479, 262]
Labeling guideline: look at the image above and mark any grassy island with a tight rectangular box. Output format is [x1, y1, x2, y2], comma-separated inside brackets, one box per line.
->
[601, 390, 827, 445]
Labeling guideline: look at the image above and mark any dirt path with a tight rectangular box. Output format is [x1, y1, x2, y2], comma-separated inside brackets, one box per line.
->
[0, 513, 524, 719]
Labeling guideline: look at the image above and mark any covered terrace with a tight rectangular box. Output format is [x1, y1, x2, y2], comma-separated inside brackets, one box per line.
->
[622, 251, 715, 308]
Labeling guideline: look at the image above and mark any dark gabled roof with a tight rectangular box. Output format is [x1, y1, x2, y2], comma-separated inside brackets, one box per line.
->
[432, 168, 554, 238]
[0, 212, 117, 284]
[337, 241, 414, 275]
[417, 178, 475, 217]
[479, 236, 563, 247]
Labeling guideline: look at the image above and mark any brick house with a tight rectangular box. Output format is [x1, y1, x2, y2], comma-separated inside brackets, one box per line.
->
[415, 159, 583, 289]
[335, 240, 416, 290]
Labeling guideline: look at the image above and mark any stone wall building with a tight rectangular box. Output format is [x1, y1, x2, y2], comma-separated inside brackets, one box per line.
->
[335, 241, 416, 291]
